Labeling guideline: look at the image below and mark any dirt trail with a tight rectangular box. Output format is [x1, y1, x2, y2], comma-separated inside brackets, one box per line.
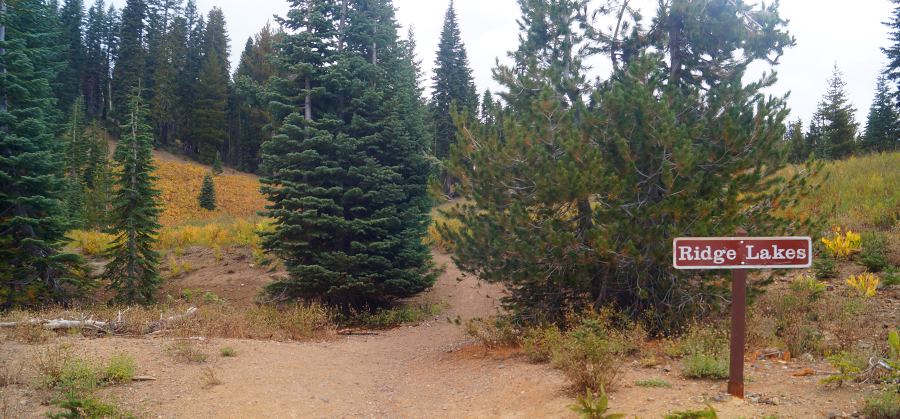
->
[2, 251, 875, 418]
[8, 252, 574, 418]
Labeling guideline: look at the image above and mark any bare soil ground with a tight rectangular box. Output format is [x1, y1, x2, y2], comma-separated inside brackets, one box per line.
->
[0, 250, 885, 418]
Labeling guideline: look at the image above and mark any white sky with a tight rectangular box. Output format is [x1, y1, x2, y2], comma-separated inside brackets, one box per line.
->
[121, 0, 894, 128]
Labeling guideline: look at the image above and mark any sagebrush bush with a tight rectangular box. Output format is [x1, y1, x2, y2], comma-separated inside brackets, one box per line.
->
[671, 323, 729, 379]
[862, 386, 900, 419]
[522, 325, 564, 363]
[464, 316, 522, 349]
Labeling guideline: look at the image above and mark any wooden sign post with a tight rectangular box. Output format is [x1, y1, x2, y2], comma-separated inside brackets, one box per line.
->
[673, 230, 812, 398]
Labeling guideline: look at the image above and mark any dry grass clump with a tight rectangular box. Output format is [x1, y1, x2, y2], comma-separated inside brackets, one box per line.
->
[520, 309, 646, 392]
[0, 299, 335, 343]
[747, 277, 881, 357]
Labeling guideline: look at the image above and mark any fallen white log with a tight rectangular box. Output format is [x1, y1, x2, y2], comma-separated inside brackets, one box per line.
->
[0, 307, 198, 335]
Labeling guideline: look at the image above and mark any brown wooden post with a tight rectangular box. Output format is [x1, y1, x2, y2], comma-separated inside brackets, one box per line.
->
[728, 227, 748, 398]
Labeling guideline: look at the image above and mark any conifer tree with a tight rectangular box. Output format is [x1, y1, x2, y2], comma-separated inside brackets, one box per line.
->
[146, 0, 183, 146]
[862, 72, 899, 153]
[84, 0, 116, 118]
[441, 0, 820, 326]
[260, 0, 435, 307]
[231, 23, 279, 172]
[191, 7, 229, 163]
[212, 150, 222, 173]
[785, 119, 811, 164]
[102, 85, 163, 305]
[430, 0, 477, 162]
[811, 65, 859, 159]
[198, 171, 216, 210]
[0, 0, 87, 308]
[56, 0, 87, 114]
[112, 0, 147, 121]
[176, 0, 203, 152]
[883, 0, 900, 105]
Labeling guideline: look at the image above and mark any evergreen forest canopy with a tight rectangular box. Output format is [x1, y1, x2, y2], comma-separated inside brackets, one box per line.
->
[3, 0, 900, 324]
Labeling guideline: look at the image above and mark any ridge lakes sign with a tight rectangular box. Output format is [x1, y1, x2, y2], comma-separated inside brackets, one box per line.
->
[673, 236, 812, 269]
[672, 232, 812, 399]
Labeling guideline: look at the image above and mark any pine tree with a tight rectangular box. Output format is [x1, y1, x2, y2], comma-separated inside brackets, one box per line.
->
[212, 150, 222, 173]
[430, 0, 477, 162]
[260, 0, 435, 307]
[862, 72, 899, 153]
[146, 0, 183, 146]
[56, 0, 87, 114]
[0, 0, 87, 308]
[785, 119, 811, 164]
[102, 84, 163, 305]
[811, 64, 859, 160]
[231, 23, 279, 173]
[63, 96, 88, 224]
[84, 0, 115, 118]
[112, 0, 146, 121]
[883, 0, 900, 106]
[198, 171, 216, 210]
[191, 7, 229, 163]
[176, 0, 203, 154]
[440, 0, 820, 326]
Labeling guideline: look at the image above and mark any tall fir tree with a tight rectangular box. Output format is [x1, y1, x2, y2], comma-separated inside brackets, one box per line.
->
[883, 0, 900, 106]
[785, 119, 811, 164]
[440, 0, 820, 326]
[0, 0, 87, 308]
[191, 7, 229, 163]
[260, 0, 435, 307]
[176, 0, 203, 154]
[430, 0, 477, 162]
[198, 171, 216, 210]
[84, 0, 116, 118]
[862, 72, 899, 153]
[56, 0, 87, 115]
[811, 64, 859, 160]
[231, 23, 279, 172]
[111, 0, 146, 121]
[146, 0, 183, 146]
[102, 84, 162, 304]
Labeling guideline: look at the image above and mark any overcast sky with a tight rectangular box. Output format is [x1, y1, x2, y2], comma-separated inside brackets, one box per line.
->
[136, 0, 894, 128]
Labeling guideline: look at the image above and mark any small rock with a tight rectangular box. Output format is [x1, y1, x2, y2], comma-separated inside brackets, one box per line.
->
[827, 413, 837, 419]
[647, 397, 655, 401]
[321, 398, 330, 403]
[662, 365, 672, 372]
[710, 395, 729, 402]
[750, 397, 760, 403]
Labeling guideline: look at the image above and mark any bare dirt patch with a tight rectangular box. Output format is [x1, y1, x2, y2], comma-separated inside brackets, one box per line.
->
[0, 252, 887, 418]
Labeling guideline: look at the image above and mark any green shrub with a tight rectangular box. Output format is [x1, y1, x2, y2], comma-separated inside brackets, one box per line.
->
[858, 231, 890, 272]
[464, 316, 521, 349]
[522, 325, 564, 363]
[884, 267, 900, 287]
[813, 258, 839, 279]
[566, 386, 625, 419]
[103, 353, 135, 384]
[220, 347, 237, 357]
[661, 404, 718, 419]
[675, 324, 730, 379]
[862, 387, 900, 419]
[634, 377, 672, 388]
[551, 318, 626, 391]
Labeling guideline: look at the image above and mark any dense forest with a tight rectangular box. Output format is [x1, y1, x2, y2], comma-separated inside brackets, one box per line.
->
[3, 0, 900, 321]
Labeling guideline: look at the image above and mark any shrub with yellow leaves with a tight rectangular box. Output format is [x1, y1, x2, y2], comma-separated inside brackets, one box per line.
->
[821, 226, 861, 260]
[846, 272, 879, 297]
